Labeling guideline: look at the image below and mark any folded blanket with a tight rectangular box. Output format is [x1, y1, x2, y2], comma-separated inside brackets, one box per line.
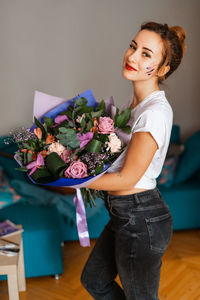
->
[11, 179, 105, 224]
[0, 167, 23, 209]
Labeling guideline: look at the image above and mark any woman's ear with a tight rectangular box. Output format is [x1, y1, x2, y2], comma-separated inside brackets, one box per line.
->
[157, 64, 170, 77]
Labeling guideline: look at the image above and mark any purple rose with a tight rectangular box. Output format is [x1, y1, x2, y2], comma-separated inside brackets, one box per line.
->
[64, 160, 88, 178]
[77, 132, 93, 148]
[54, 115, 69, 123]
[98, 117, 114, 134]
[52, 115, 69, 127]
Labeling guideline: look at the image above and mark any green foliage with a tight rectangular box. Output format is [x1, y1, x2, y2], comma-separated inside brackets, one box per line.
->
[34, 117, 47, 139]
[95, 164, 104, 175]
[115, 108, 131, 128]
[86, 120, 93, 131]
[45, 152, 67, 177]
[90, 109, 103, 119]
[120, 125, 132, 134]
[81, 188, 97, 208]
[30, 167, 54, 183]
[85, 139, 102, 153]
[56, 128, 80, 150]
[44, 117, 54, 129]
[96, 100, 106, 114]
[15, 167, 27, 172]
[114, 107, 119, 127]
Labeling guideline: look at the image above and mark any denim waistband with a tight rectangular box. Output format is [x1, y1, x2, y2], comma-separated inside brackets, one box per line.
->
[106, 187, 162, 205]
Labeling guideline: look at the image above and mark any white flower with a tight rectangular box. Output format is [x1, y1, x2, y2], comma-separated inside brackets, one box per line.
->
[47, 142, 66, 156]
[76, 113, 86, 124]
[106, 133, 122, 153]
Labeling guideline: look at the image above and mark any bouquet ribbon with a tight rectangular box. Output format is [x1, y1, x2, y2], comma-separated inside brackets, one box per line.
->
[73, 188, 90, 247]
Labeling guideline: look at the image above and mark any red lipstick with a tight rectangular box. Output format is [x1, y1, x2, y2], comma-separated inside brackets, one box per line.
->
[125, 63, 137, 71]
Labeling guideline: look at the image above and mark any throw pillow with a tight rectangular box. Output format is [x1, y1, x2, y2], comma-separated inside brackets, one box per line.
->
[157, 143, 184, 188]
[173, 130, 200, 185]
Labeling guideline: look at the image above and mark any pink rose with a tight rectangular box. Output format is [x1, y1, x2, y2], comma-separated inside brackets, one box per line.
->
[60, 149, 73, 164]
[98, 117, 114, 134]
[64, 160, 88, 178]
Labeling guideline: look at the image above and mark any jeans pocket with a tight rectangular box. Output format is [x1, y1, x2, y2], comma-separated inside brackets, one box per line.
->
[109, 204, 133, 228]
[145, 212, 173, 253]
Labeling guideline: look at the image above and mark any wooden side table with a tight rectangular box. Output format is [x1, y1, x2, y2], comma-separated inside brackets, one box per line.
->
[0, 226, 26, 300]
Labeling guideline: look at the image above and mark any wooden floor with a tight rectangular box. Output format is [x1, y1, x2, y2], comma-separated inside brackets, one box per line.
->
[0, 229, 200, 300]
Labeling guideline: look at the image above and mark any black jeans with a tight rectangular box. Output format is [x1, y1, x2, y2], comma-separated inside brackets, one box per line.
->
[81, 187, 173, 300]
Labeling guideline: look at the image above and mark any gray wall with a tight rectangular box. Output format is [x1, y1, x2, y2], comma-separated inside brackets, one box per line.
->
[0, 0, 199, 141]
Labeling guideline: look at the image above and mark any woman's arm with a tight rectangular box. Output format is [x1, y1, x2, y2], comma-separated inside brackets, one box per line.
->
[87, 131, 158, 191]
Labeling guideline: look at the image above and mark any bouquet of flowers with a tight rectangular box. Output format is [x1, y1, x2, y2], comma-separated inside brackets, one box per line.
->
[11, 89, 132, 246]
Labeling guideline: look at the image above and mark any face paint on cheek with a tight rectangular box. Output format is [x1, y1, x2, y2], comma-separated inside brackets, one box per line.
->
[146, 68, 155, 76]
[145, 63, 158, 76]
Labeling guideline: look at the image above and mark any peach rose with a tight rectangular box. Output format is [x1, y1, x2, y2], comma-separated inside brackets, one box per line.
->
[47, 142, 66, 156]
[106, 133, 122, 153]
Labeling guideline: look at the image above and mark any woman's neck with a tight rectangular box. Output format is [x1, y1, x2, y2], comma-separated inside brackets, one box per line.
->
[130, 80, 160, 110]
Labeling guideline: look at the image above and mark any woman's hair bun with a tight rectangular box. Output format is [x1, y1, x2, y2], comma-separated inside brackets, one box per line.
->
[169, 25, 186, 54]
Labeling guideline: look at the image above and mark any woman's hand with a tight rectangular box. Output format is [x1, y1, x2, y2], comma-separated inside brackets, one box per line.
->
[87, 131, 158, 191]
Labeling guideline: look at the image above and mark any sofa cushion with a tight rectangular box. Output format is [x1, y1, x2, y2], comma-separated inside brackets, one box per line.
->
[159, 176, 200, 230]
[170, 124, 180, 144]
[157, 143, 184, 188]
[173, 130, 200, 185]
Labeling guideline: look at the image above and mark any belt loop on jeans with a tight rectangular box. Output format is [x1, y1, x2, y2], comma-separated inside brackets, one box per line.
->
[134, 193, 140, 204]
[156, 188, 162, 198]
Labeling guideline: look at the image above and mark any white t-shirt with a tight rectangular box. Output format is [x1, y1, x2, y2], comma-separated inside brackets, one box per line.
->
[107, 90, 173, 189]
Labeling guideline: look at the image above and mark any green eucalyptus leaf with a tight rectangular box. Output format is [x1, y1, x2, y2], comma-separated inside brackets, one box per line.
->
[68, 121, 74, 128]
[58, 127, 68, 133]
[57, 128, 80, 149]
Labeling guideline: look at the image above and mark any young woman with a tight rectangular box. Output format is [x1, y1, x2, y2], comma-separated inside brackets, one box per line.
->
[81, 21, 186, 300]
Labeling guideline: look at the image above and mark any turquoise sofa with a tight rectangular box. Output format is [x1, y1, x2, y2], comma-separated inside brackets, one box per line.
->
[0, 124, 200, 278]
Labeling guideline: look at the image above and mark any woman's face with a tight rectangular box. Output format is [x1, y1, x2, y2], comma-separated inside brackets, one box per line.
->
[122, 29, 164, 82]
